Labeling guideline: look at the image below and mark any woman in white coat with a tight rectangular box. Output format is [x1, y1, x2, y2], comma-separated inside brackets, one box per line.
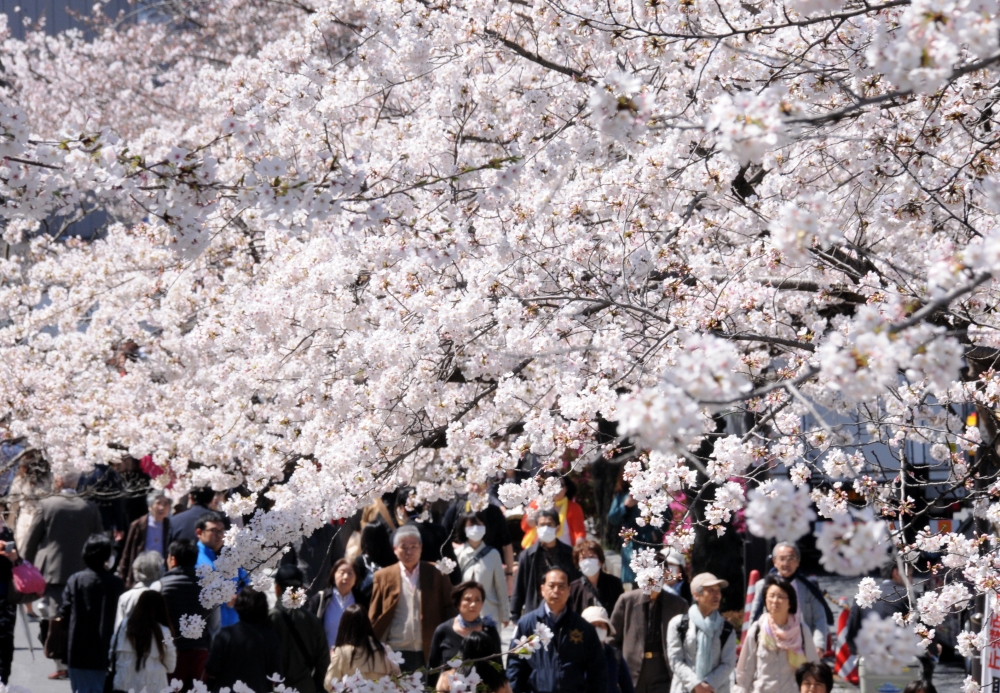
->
[454, 512, 511, 626]
[110, 590, 177, 693]
[735, 574, 818, 693]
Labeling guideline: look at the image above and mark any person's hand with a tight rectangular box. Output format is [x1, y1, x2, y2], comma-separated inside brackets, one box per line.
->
[816, 646, 826, 659]
[0, 546, 18, 563]
[227, 595, 237, 608]
[694, 682, 713, 693]
[624, 495, 638, 508]
[114, 530, 124, 542]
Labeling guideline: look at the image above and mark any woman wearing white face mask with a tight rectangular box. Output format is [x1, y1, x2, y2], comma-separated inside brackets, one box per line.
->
[582, 606, 635, 693]
[455, 513, 511, 626]
[569, 540, 625, 616]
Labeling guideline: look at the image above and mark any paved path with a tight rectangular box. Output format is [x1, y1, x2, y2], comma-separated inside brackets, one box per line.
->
[10, 612, 68, 693]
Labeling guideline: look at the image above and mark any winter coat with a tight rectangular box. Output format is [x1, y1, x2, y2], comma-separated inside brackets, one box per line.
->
[267, 602, 331, 693]
[666, 611, 737, 693]
[59, 567, 126, 669]
[159, 566, 210, 651]
[733, 619, 818, 693]
[511, 542, 579, 620]
[110, 622, 177, 693]
[457, 542, 511, 624]
[506, 605, 608, 693]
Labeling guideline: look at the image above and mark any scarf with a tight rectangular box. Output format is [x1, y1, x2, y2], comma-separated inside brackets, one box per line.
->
[759, 613, 807, 668]
[688, 604, 724, 681]
[751, 569, 834, 626]
[521, 497, 569, 549]
[458, 613, 497, 629]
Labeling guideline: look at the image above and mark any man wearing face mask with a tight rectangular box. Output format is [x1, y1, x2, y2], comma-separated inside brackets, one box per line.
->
[610, 553, 688, 693]
[512, 509, 580, 620]
[570, 539, 624, 615]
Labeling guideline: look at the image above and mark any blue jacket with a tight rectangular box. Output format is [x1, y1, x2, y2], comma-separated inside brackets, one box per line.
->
[608, 493, 662, 584]
[197, 542, 247, 628]
[507, 605, 608, 693]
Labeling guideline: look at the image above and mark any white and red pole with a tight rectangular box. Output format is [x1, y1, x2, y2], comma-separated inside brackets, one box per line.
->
[738, 569, 760, 657]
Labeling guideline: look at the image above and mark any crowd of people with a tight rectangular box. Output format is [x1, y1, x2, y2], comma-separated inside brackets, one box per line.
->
[0, 455, 941, 693]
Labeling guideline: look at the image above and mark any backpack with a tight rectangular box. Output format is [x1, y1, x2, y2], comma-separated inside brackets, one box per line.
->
[678, 615, 735, 648]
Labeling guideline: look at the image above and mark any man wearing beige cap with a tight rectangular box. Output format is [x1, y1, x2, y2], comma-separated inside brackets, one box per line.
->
[666, 573, 737, 693]
[610, 553, 688, 693]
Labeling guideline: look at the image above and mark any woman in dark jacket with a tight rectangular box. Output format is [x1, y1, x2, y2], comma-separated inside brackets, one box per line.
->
[351, 522, 395, 610]
[427, 581, 501, 687]
[0, 519, 18, 683]
[568, 539, 624, 616]
[304, 558, 360, 649]
[59, 533, 126, 693]
[205, 588, 283, 693]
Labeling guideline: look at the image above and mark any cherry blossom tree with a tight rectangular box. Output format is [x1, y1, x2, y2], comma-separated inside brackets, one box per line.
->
[2, 0, 1000, 683]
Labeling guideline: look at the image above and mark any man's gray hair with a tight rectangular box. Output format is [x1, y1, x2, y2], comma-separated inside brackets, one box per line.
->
[773, 542, 800, 560]
[132, 551, 165, 586]
[146, 490, 167, 506]
[392, 524, 422, 548]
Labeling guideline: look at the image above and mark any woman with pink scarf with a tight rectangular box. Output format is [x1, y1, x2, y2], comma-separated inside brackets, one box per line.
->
[735, 575, 818, 693]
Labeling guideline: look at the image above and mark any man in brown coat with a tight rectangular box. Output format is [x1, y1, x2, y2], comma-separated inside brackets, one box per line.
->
[610, 555, 688, 693]
[368, 524, 455, 673]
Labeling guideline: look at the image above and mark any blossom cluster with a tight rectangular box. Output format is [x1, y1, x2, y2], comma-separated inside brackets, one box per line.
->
[0, 0, 998, 637]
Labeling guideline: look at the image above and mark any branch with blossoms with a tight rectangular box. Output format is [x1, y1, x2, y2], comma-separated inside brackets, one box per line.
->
[5, 0, 1000, 682]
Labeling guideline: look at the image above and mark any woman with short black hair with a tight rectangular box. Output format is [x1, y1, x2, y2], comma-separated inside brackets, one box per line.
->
[436, 630, 512, 693]
[735, 575, 818, 693]
[324, 604, 401, 687]
[795, 662, 834, 693]
[205, 588, 284, 692]
[427, 581, 501, 687]
[59, 533, 126, 693]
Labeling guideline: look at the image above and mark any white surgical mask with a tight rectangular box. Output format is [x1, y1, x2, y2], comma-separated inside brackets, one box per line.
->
[537, 525, 557, 544]
[579, 558, 601, 577]
[465, 525, 486, 543]
[595, 627, 609, 643]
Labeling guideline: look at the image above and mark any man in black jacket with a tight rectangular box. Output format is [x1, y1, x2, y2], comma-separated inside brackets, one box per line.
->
[160, 539, 210, 690]
[512, 509, 580, 619]
[267, 565, 329, 693]
[168, 488, 218, 544]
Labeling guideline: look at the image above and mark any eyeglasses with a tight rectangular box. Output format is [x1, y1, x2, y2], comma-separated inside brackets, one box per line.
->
[201, 527, 224, 536]
[397, 544, 421, 552]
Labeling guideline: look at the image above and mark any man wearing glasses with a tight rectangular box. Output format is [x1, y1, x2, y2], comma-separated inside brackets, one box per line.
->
[195, 511, 247, 634]
[369, 524, 456, 673]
